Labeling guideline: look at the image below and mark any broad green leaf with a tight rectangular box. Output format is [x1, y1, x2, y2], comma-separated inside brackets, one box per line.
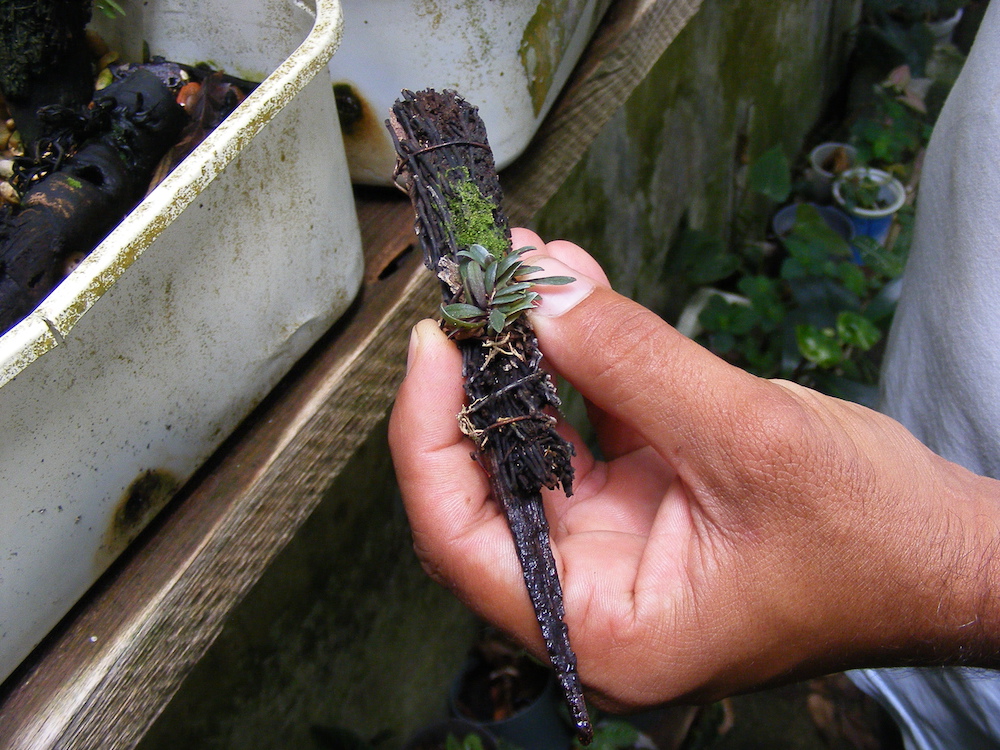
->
[837, 262, 869, 297]
[780, 255, 808, 280]
[697, 295, 758, 336]
[738, 275, 785, 326]
[708, 331, 737, 354]
[796, 324, 842, 367]
[853, 235, 906, 279]
[748, 145, 791, 202]
[786, 204, 851, 262]
[836, 311, 882, 350]
[670, 229, 741, 285]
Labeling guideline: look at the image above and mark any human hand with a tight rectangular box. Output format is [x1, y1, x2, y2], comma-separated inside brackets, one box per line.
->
[389, 228, 1000, 711]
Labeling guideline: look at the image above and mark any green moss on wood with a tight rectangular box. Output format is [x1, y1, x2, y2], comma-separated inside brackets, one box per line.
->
[446, 171, 509, 259]
[0, 0, 92, 99]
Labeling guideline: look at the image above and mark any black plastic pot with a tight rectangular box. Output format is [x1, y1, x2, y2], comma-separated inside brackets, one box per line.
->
[449, 655, 574, 750]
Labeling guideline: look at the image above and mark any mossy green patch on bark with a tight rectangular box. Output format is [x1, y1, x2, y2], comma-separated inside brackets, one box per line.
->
[446, 170, 510, 258]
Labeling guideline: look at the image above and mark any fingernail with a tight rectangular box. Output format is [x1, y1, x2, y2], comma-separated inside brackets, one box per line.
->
[527, 257, 596, 318]
[406, 323, 422, 374]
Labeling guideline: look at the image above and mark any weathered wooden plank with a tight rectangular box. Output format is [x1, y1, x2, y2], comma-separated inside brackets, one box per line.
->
[0, 1, 701, 746]
[0, 197, 433, 750]
[505, 0, 704, 222]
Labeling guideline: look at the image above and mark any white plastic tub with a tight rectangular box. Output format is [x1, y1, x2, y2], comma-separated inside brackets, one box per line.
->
[0, 0, 362, 682]
[328, 0, 612, 185]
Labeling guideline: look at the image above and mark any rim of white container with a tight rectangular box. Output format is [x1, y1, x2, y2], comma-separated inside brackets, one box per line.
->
[808, 142, 857, 179]
[833, 166, 907, 218]
[0, 0, 344, 389]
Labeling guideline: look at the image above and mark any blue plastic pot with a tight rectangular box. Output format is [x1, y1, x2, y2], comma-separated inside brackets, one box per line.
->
[771, 202, 861, 263]
[832, 167, 907, 246]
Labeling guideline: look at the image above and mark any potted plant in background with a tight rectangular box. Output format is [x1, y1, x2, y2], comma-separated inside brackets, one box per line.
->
[807, 142, 858, 200]
[832, 166, 907, 243]
[449, 629, 573, 750]
[688, 204, 905, 406]
[862, 0, 969, 74]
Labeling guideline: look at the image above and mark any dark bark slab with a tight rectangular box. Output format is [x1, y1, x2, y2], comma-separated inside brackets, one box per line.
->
[388, 88, 592, 744]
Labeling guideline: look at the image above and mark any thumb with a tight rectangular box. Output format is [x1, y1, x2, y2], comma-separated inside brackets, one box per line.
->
[526, 258, 775, 474]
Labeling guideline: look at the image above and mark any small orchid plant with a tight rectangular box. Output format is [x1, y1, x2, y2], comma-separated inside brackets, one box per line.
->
[439, 243, 574, 337]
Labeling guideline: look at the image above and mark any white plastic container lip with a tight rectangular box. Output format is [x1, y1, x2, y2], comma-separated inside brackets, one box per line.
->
[0, 0, 345, 385]
[833, 166, 907, 217]
[0, 0, 361, 684]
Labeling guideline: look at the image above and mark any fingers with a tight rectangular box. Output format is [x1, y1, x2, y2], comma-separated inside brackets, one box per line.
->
[392, 319, 585, 650]
[525, 256, 773, 486]
[511, 227, 611, 288]
[389, 321, 531, 620]
[510, 230, 647, 459]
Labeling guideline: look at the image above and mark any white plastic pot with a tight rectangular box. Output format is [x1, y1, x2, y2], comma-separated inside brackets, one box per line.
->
[327, 0, 612, 185]
[832, 167, 907, 245]
[927, 8, 964, 44]
[0, 0, 362, 682]
[807, 142, 857, 201]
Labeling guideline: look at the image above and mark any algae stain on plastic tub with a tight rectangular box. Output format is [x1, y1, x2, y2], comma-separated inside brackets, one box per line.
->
[98, 468, 180, 567]
[520, 0, 592, 116]
[328, 0, 612, 185]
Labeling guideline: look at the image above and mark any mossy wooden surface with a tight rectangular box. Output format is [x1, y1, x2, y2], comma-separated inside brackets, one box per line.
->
[534, 0, 860, 323]
[534, 0, 859, 435]
[136, 419, 478, 750]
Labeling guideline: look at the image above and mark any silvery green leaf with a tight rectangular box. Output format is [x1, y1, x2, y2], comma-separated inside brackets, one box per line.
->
[498, 298, 537, 316]
[495, 254, 524, 286]
[484, 257, 499, 292]
[441, 302, 486, 320]
[462, 260, 488, 307]
[491, 283, 533, 305]
[528, 275, 575, 286]
[458, 244, 491, 266]
[489, 308, 507, 334]
[515, 264, 544, 277]
[497, 280, 533, 295]
[492, 290, 528, 306]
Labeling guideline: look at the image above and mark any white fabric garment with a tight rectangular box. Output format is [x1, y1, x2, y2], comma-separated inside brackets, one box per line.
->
[848, 3, 1000, 747]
